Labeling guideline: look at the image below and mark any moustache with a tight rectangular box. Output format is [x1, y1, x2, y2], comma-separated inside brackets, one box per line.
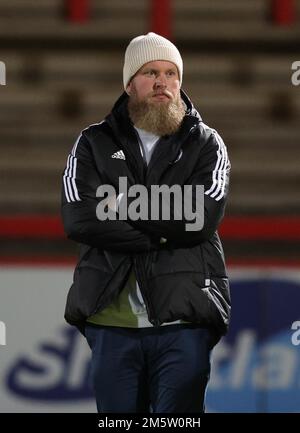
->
[151, 90, 172, 98]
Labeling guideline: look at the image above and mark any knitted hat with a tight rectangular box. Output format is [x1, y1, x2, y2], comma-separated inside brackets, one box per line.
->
[123, 32, 183, 89]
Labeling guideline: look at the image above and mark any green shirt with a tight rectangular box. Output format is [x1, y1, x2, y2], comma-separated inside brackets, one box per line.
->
[87, 269, 188, 328]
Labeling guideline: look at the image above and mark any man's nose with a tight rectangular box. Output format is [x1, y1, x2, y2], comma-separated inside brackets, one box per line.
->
[154, 73, 167, 88]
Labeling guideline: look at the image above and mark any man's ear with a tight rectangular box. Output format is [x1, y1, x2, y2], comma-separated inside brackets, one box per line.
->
[126, 82, 132, 95]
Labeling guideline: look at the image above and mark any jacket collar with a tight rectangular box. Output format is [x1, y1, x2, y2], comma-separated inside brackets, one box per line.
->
[105, 90, 202, 184]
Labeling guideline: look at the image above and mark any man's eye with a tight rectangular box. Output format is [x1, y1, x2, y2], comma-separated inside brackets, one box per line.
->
[144, 70, 155, 76]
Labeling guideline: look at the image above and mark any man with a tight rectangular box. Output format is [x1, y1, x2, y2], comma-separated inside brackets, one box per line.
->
[61, 32, 231, 413]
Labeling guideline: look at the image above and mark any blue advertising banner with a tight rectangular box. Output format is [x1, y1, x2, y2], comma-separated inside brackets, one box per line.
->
[206, 269, 300, 412]
[1, 267, 299, 412]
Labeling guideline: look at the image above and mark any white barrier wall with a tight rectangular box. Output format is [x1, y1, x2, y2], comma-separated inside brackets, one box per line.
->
[0, 266, 96, 412]
[1, 266, 299, 412]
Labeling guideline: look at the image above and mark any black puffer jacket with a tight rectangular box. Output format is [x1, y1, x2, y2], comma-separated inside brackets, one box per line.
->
[61, 90, 231, 336]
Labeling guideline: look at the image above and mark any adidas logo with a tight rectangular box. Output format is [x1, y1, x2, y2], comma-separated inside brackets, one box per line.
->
[111, 150, 125, 160]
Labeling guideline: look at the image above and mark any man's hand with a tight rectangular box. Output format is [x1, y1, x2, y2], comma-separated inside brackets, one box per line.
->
[103, 193, 124, 212]
[102, 194, 117, 212]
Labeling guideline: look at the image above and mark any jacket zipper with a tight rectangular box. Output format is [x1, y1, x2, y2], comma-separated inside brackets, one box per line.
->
[131, 130, 160, 326]
[134, 254, 160, 327]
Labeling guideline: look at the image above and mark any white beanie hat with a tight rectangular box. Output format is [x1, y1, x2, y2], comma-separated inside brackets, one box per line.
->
[123, 32, 183, 89]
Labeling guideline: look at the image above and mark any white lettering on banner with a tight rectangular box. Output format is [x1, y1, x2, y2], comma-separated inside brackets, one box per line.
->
[210, 330, 299, 390]
[211, 330, 255, 388]
[291, 321, 300, 346]
[209, 342, 231, 388]
[252, 345, 297, 389]
[231, 331, 255, 388]
[0, 321, 6, 345]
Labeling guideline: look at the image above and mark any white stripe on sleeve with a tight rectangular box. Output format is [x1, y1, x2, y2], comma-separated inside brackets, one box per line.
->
[204, 131, 229, 202]
[63, 135, 82, 203]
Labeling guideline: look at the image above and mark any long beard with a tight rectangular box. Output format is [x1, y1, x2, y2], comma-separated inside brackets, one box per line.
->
[128, 92, 185, 136]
